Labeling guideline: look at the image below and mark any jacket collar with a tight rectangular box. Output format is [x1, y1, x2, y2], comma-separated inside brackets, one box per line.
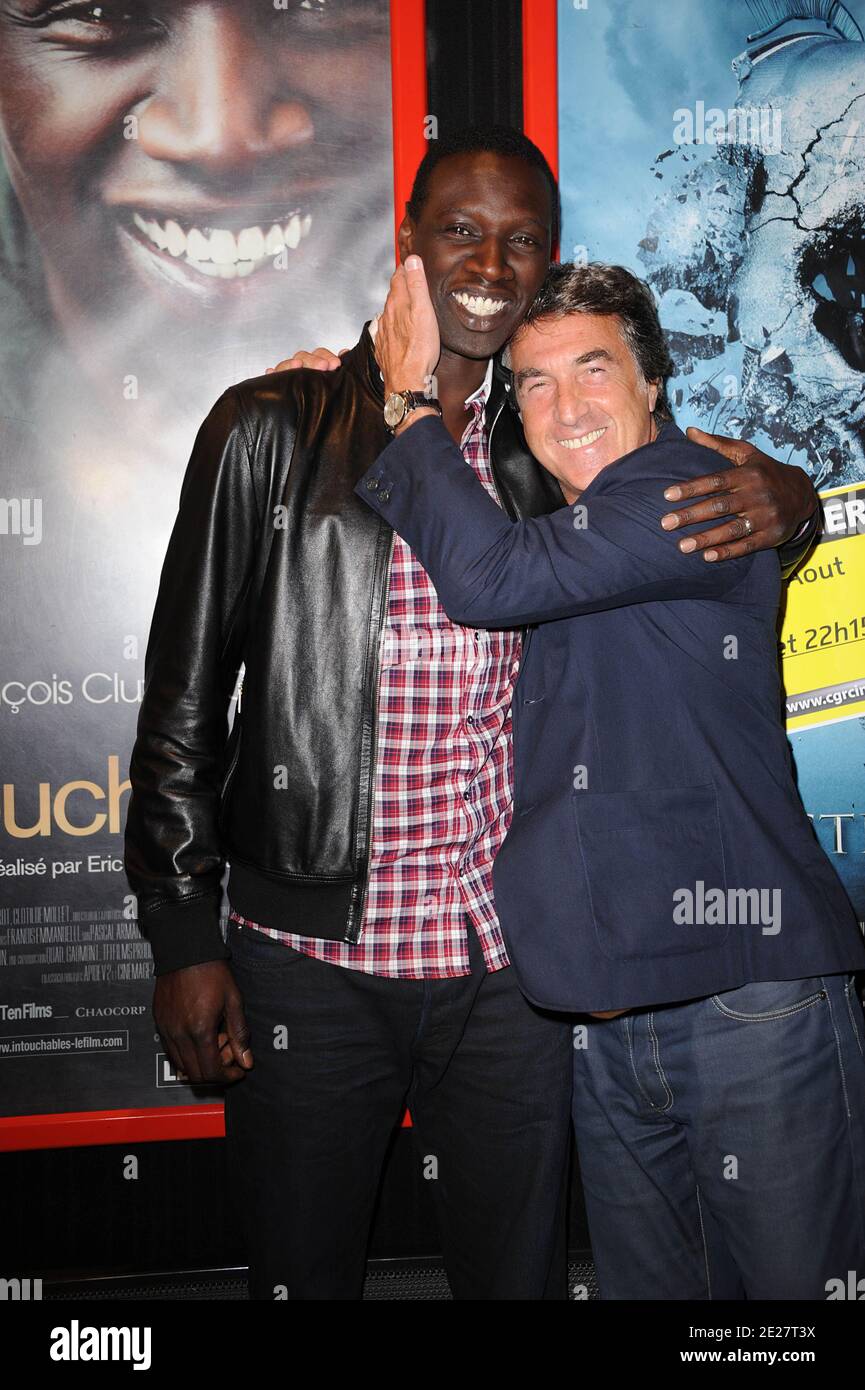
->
[352, 318, 496, 412]
[342, 320, 387, 406]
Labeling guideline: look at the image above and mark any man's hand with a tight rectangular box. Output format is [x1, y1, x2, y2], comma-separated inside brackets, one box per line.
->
[265, 347, 345, 374]
[659, 426, 818, 562]
[153, 960, 253, 1086]
[376, 255, 441, 399]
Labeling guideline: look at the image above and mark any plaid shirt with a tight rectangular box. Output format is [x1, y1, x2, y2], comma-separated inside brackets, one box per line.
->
[229, 360, 521, 977]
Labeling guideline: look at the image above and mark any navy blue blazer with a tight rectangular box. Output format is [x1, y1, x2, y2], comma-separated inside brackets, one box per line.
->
[355, 417, 865, 1011]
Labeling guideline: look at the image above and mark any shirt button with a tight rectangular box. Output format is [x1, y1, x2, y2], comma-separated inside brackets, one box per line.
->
[466, 715, 475, 724]
[379, 489, 391, 502]
[365, 478, 379, 491]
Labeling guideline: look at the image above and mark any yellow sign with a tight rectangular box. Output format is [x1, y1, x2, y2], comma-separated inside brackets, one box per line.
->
[780, 483, 865, 732]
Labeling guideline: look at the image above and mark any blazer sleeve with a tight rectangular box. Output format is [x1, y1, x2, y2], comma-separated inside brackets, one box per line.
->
[124, 389, 261, 976]
[354, 415, 759, 629]
[778, 505, 819, 577]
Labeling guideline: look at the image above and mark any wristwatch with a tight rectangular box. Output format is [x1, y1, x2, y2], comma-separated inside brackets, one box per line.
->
[383, 389, 442, 432]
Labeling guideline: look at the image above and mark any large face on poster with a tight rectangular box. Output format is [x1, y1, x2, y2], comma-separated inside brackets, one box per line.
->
[0, 0, 393, 1119]
[558, 0, 865, 925]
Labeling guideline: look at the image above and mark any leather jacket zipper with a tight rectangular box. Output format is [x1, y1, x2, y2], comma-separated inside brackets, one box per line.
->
[487, 395, 530, 654]
[486, 397, 508, 510]
[344, 527, 395, 943]
[218, 672, 244, 828]
[219, 728, 242, 829]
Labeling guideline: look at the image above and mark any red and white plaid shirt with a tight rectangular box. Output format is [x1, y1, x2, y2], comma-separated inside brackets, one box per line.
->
[229, 358, 521, 977]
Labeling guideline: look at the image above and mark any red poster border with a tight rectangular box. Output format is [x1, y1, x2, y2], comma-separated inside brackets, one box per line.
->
[522, 0, 559, 253]
[0, 0, 427, 1155]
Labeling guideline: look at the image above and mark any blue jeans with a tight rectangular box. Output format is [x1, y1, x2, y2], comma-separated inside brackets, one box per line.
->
[572, 971, 865, 1299]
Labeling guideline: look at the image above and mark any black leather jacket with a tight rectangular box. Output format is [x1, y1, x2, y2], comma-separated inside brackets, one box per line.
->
[124, 324, 818, 976]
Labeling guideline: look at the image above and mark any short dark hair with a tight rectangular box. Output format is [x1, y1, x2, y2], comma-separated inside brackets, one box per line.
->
[507, 261, 674, 422]
[406, 124, 560, 251]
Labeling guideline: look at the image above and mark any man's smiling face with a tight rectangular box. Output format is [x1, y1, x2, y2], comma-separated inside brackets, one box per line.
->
[0, 0, 391, 331]
[399, 151, 553, 360]
[509, 312, 659, 499]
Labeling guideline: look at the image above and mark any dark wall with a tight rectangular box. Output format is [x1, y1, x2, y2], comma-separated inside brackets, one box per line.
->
[427, 0, 523, 131]
[1, 1132, 588, 1278]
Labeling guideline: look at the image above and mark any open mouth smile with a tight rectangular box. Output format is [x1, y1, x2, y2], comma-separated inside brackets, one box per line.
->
[122, 208, 313, 280]
[450, 289, 511, 319]
[558, 427, 608, 449]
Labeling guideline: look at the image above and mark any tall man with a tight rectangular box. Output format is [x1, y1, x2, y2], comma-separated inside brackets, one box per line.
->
[124, 127, 819, 1300]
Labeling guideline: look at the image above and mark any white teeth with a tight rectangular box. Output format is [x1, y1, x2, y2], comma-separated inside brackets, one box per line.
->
[264, 223, 284, 255]
[186, 227, 211, 262]
[209, 229, 237, 265]
[129, 209, 313, 278]
[237, 225, 265, 260]
[452, 290, 507, 317]
[191, 261, 225, 278]
[558, 427, 607, 450]
[284, 214, 301, 249]
[164, 219, 186, 258]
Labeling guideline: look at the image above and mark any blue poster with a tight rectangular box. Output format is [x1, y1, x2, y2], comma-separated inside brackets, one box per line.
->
[558, 0, 865, 924]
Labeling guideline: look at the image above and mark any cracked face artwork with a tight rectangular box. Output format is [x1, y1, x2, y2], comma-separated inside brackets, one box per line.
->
[0, 0, 391, 384]
[638, 8, 865, 485]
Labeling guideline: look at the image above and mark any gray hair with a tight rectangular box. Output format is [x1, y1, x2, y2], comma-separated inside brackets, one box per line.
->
[503, 261, 674, 423]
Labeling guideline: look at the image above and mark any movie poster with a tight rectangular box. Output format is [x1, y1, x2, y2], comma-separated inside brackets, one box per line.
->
[558, 0, 865, 927]
[0, 0, 394, 1122]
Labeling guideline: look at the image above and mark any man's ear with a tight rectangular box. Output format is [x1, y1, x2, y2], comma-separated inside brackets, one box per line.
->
[647, 379, 660, 414]
[397, 215, 414, 264]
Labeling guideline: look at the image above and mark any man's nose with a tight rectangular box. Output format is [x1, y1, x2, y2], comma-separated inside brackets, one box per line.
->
[463, 236, 515, 284]
[554, 383, 590, 426]
[136, 10, 313, 172]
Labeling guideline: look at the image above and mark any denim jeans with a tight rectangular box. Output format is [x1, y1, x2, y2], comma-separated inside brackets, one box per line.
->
[223, 917, 573, 1299]
[572, 971, 865, 1299]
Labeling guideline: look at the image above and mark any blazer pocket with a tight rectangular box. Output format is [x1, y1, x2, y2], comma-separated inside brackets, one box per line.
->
[572, 783, 729, 962]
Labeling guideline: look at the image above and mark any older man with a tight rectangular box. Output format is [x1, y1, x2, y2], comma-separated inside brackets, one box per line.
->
[356, 258, 865, 1300]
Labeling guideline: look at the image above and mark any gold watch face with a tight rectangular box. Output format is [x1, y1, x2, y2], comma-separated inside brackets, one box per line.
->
[384, 392, 406, 429]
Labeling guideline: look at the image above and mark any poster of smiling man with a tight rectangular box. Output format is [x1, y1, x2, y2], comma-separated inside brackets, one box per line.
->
[557, 0, 865, 929]
[0, 0, 396, 1134]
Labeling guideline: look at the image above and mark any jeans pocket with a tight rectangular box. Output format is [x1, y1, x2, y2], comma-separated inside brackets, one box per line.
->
[228, 921, 306, 970]
[710, 975, 826, 1022]
[844, 974, 865, 1057]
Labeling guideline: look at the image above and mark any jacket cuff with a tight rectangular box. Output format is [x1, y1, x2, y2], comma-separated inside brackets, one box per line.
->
[778, 505, 819, 577]
[139, 892, 231, 977]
